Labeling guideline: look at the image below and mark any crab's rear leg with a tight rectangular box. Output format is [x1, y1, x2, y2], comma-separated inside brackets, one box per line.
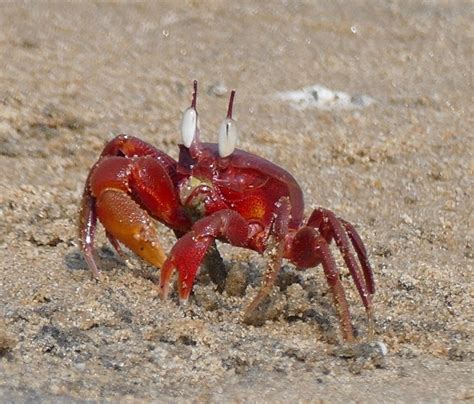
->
[288, 226, 355, 341]
[340, 219, 375, 294]
[307, 208, 374, 334]
[159, 210, 250, 302]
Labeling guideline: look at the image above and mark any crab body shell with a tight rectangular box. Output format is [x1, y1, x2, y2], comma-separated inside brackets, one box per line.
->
[177, 143, 305, 248]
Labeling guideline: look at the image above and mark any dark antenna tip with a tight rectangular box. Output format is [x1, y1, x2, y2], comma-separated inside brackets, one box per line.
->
[191, 80, 198, 109]
[227, 90, 236, 119]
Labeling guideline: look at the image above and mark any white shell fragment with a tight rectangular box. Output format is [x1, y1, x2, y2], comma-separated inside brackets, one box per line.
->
[374, 341, 388, 357]
[275, 84, 374, 110]
[181, 107, 199, 147]
[218, 117, 238, 157]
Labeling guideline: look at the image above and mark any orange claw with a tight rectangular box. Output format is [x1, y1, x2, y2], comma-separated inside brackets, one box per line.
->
[95, 189, 166, 269]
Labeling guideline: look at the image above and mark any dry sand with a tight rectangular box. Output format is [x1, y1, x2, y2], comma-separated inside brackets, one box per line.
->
[0, 1, 472, 402]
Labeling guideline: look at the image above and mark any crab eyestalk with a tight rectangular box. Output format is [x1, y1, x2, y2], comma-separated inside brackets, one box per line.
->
[218, 90, 238, 158]
[181, 80, 200, 148]
[191, 79, 198, 109]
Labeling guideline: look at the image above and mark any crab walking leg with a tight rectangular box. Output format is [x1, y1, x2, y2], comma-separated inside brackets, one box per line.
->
[340, 219, 375, 294]
[79, 189, 101, 279]
[340, 220, 375, 336]
[105, 231, 133, 266]
[243, 238, 285, 317]
[159, 210, 250, 302]
[316, 235, 355, 341]
[95, 189, 166, 269]
[244, 197, 291, 318]
[307, 208, 373, 314]
[290, 226, 355, 341]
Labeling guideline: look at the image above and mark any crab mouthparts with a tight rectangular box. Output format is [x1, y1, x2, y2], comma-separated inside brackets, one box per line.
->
[179, 176, 213, 206]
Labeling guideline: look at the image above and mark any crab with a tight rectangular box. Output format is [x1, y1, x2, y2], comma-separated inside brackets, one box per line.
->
[79, 81, 375, 342]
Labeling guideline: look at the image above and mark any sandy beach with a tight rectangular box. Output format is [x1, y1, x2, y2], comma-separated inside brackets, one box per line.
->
[0, 1, 472, 401]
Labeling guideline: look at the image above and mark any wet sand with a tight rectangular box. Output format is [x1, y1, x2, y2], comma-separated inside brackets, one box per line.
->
[0, 2, 472, 402]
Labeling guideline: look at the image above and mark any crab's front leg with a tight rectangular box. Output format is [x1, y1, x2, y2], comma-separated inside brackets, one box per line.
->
[159, 210, 250, 301]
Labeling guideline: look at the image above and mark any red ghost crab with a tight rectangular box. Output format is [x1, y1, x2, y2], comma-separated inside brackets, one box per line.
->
[79, 81, 375, 342]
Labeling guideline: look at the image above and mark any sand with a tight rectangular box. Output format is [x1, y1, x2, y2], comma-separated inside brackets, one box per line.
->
[0, 1, 472, 402]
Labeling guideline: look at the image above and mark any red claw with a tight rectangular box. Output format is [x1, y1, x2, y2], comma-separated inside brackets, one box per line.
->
[160, 233, 213, 302]
[160, 210, 249, 302]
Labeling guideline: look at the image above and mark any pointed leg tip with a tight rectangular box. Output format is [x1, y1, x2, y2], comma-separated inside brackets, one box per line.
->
[178, 285, 192, 304]
[342, 328, 356, 344]
[90, 270, 102, 281]
[158, 282, 169, 300]
[243, 296, 261, 320]
[366, 307, 375, 338]
[179, 296, 190, 305]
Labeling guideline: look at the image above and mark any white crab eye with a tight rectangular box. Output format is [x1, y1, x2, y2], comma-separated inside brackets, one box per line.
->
[218, 117, 238, 158]
[181, 107, 199, 147]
